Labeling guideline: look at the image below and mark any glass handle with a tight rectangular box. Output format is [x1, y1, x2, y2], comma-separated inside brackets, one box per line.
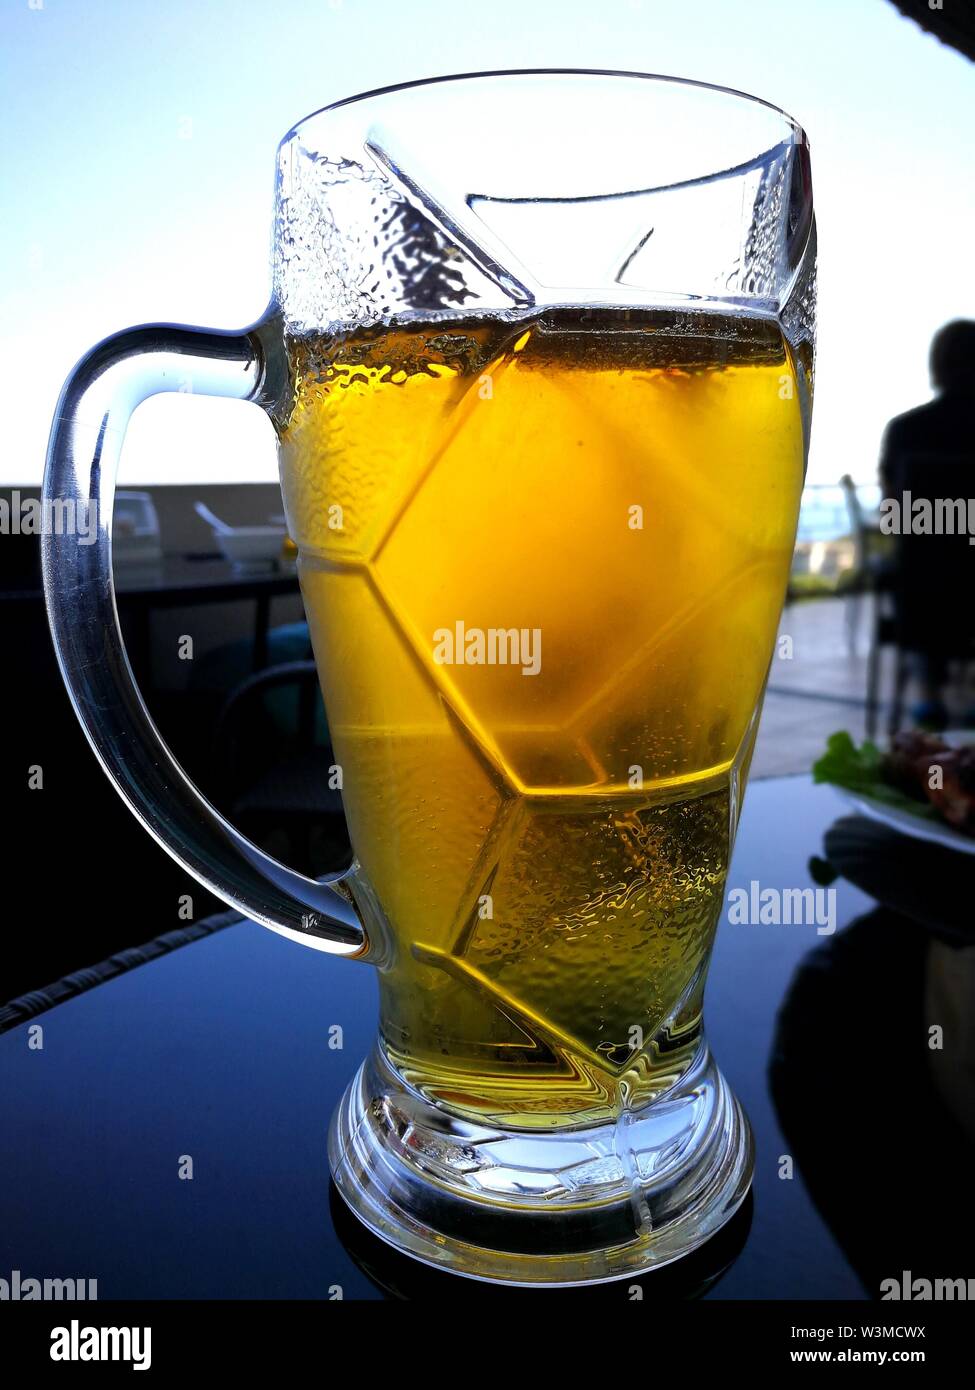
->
[41, 322, 368, 959]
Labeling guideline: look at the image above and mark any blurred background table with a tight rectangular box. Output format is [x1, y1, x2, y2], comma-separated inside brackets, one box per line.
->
[112, 554, 300, 674]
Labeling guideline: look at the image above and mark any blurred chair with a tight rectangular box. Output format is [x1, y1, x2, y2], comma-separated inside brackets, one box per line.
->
[865, 598, 910, 739]
[213, 660, 349, 876]
[188, 618, 313, 712]
[840, 475, 875, 587]
[839, 475, 904, 735]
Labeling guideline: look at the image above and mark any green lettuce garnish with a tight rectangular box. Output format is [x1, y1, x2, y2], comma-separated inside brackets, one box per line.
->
[812, 731, 938, 819]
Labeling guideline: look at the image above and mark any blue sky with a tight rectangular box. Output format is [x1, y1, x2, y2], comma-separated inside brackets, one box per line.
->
[1, 0, 972, 486]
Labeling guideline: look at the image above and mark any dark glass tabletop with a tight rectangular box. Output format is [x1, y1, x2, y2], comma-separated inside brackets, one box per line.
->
[1, 776, 972, 1301]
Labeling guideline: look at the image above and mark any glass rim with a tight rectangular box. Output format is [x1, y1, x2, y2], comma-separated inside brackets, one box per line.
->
[283, 67, 809, 149]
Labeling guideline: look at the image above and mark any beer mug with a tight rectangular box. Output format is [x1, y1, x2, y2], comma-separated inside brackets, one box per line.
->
[43, 71, 815, 1284]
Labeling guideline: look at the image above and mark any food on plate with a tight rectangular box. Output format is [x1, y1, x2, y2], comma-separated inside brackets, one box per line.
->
[813, 730, 975, 837]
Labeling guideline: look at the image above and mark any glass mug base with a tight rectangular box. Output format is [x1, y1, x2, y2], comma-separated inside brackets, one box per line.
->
[328, 1042, 753, 1286]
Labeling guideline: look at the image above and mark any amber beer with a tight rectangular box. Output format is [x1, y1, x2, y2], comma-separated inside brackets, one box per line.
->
[278, 306, 804, 1128]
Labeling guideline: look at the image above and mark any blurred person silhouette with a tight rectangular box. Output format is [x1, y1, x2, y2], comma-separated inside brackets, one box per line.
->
[879, 320, 975, 729]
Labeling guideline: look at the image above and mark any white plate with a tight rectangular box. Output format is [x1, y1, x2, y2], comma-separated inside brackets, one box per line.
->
[837, 731, 975, 856]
